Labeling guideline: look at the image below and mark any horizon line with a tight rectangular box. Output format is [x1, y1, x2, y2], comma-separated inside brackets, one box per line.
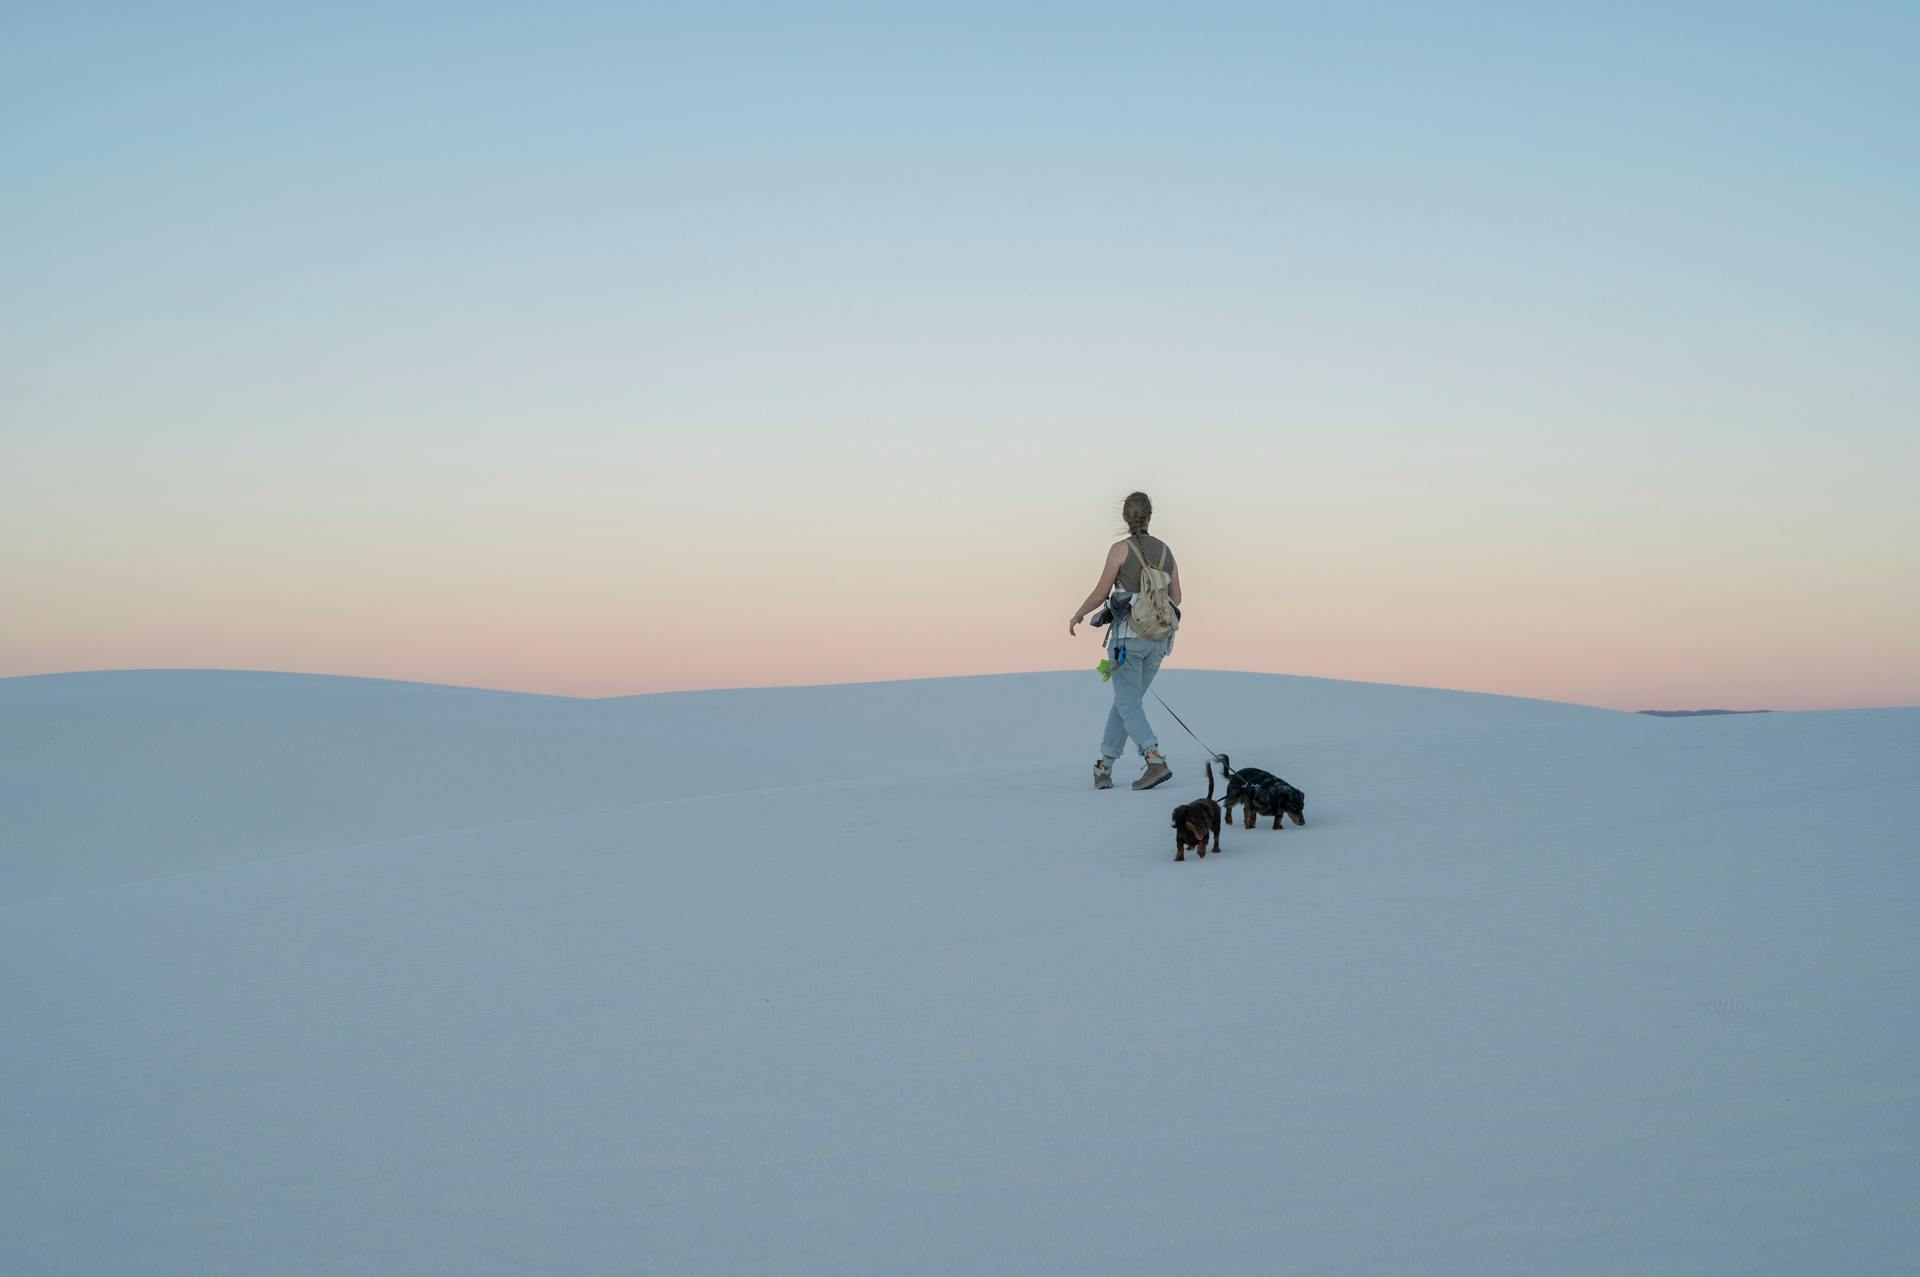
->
[7, 664, 1911, 715]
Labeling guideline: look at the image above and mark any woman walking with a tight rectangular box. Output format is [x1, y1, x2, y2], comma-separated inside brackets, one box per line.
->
[1069, 491, 1182, 790]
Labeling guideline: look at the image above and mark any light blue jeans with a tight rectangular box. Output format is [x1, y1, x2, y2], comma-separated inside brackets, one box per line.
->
[1101, 635, 1171, 760]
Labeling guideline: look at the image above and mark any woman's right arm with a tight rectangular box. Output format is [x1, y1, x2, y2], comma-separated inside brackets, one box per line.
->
[1069, 543, 1128, 635]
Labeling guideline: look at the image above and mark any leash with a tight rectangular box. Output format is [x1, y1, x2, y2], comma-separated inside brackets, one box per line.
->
[1150, 687, 1222, 764]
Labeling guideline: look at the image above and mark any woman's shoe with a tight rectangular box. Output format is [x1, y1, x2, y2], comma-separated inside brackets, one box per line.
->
[1131, 753, 1172, 790]
[1093, 760, 1115, 789]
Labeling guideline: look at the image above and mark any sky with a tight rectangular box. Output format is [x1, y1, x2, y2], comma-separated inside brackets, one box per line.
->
[3, 2, 1916, 710]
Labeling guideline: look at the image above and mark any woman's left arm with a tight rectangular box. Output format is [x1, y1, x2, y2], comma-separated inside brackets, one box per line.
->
[1069, 543, 1128, 635]
[1169, 563, 1182, 607]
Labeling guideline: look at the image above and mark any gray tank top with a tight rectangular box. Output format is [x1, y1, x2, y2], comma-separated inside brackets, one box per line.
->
[1115, 534, 1175, 594]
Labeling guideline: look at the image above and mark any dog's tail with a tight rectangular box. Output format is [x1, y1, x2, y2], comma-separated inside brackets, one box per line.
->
[1204, 759, 1215, 800]
[1214, 753, 1233, 778]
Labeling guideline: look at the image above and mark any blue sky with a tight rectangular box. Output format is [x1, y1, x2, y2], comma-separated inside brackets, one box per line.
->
[4, 3, 1916, 705]
[11, 3, 1913, 412]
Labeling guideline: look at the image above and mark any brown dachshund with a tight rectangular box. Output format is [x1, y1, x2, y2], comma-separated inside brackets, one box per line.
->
[1171, 761, 1224, 862]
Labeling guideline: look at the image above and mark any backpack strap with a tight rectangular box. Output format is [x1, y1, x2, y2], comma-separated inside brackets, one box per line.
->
[1128, 537, 1166, 575]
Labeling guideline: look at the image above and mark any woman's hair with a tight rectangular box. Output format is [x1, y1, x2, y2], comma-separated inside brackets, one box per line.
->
[1122, 491, 1153, 536]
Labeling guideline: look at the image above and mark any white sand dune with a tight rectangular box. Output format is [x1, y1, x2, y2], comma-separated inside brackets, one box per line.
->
[2, 668, 1915, 1274]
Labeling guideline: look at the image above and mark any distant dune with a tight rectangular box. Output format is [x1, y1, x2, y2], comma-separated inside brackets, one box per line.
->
[0, 666, 1625, 904]
[1638, 708, 1773, 717]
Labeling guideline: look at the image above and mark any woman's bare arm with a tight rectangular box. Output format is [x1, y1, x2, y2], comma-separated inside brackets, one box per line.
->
[1169, 563, 1182, 608]
[1069, 542, 1129, 635]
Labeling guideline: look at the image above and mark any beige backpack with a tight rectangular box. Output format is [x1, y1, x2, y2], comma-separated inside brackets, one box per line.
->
[1127, 539, 1177, 639]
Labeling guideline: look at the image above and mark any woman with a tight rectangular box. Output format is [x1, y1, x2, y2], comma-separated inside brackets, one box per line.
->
[1069, 491, 1183, 790]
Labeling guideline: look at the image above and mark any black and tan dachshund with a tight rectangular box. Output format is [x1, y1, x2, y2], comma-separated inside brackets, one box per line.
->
[1171, 761, 1224, 862]
[1217, 754, 1306, 830]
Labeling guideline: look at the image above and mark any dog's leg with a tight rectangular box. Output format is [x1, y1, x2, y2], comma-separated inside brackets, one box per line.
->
[1244, 804, 1255, 830]
[1273, 810, 1283, 830]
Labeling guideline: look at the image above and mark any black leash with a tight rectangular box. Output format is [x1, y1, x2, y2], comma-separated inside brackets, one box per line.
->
[1149, 688, 1222, 764]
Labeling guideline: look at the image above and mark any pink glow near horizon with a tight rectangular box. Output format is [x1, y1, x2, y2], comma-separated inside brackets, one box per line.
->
[4, 519, 1913, 711]
[3, 411, 1915, 714]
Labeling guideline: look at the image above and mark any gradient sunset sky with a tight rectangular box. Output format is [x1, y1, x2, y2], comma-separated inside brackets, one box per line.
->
[5, 4, 1916, 710]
